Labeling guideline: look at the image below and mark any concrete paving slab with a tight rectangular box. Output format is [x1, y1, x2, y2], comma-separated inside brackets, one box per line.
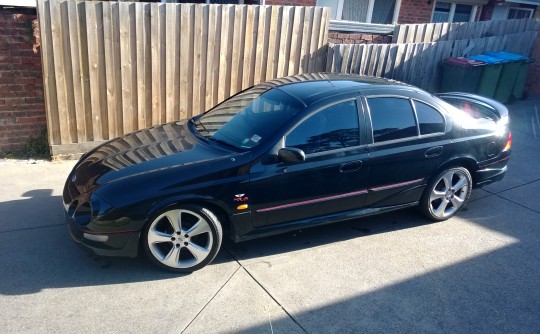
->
[482, 148, 540, 194]
[184, 268, 303, 334]
[240, 196, 540, 333]
[0, 224, 239, 333]
[506, 97, 540, 144]
[0, 160, 76, 232]
[497, 180, 540, 214]
[468, 188, 491, 202]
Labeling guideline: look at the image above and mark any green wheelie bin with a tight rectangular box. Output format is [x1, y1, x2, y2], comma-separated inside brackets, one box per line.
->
[467, 54, 503, 99]
[486, 51, 528, 103]
[440, 57, 484, 93]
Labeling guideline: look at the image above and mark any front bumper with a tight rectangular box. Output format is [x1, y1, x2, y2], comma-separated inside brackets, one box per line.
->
[67, 217, 140, 258]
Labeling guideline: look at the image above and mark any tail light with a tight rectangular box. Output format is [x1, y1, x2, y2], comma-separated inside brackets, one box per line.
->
[503, 131, 512, 152]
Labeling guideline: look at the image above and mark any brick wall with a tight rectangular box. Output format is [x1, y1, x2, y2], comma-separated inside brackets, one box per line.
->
[479, 1, 495, 21]
[265, 0, 316, 5]
[0, 7, 45, 153]
[397, 0, 434, 24]
[526, 33, 540, 95]
[328, 32, 392, 44]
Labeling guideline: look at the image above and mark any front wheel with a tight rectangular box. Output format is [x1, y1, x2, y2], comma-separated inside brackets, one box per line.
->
[419, 167, 472, 221]
[142, 204, 223, 273]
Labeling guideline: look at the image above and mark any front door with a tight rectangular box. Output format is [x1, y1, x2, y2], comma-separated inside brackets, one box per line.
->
[249, 99, 371, 227]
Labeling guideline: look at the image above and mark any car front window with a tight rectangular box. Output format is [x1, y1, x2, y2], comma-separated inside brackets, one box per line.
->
[194, 87, 304, 149]
[286, 100, 360, 154]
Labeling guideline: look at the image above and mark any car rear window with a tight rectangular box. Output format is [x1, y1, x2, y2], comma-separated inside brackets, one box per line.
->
[438, 97, 498, 122]
[367, 97, 417, 143]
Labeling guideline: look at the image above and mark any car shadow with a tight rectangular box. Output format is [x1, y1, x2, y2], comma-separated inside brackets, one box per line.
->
[222, 207, 437, 264]
[0, 154, 531, 297]
[0, 190, 180, 296]
[0, 188, 442, 296]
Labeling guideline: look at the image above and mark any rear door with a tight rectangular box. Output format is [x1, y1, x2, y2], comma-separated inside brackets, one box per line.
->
[363, 95, 453, 207]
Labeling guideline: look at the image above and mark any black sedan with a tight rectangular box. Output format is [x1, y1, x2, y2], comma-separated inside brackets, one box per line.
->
[63, 73, 511, 272]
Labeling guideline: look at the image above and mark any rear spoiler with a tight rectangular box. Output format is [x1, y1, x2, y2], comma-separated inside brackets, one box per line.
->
[435, 92, 509, 121]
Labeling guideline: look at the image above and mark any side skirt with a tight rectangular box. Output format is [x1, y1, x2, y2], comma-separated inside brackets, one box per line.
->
[232, 201, 419, 242]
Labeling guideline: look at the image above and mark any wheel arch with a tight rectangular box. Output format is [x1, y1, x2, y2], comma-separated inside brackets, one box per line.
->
[144, 196, 233, 239]
[434, 157, 478, 184]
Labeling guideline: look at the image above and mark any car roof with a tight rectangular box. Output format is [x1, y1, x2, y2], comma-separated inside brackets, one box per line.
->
[257, 73, 417, 106]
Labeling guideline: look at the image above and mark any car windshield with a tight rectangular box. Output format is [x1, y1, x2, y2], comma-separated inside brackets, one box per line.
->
[193, 86, 304, 149]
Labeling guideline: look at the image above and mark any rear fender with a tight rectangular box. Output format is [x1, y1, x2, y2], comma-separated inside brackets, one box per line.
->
[433, 156, 479, 183]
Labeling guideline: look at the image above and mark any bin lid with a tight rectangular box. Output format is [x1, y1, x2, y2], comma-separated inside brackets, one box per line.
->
[485, 51, 528, 61]
[444, 57, 485, 67]
[468, 54, 504, 64]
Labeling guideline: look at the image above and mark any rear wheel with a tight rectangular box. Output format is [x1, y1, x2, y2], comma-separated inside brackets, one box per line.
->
[420, 167, 472, 221]
[143, 204, 222, 272]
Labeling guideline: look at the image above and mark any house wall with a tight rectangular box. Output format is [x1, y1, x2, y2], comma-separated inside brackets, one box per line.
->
[396, 0, 434, 24]
[480, 0, 495, 21]
[0, 7, 45, 153]
[328, 32, 392, 44]
[326, 0, 434, 44]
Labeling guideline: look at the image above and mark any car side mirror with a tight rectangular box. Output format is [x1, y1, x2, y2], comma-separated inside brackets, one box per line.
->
[278, 147, 305, 163]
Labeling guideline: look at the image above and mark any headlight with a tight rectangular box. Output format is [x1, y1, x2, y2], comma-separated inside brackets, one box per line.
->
[89, 193, 113, 220]
[71, 194, 113, 226]
[72, 201, 92, 226]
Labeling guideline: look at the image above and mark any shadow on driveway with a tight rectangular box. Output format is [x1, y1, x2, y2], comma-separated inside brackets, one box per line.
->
[0, 187, 441, 296]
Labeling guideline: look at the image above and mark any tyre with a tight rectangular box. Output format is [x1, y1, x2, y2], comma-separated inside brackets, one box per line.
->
[143, 204, 223, 273]
[419, 167, 472, 221]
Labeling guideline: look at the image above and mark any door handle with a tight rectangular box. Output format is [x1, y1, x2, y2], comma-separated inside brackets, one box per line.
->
[339, 160, 363, 173]
[425, 146, 443, 158]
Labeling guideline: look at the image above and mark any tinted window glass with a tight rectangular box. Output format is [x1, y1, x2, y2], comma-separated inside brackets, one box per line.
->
[196, 87, 304, 149]
[414, 101, 445, 135]
[286, 101, 359, 154]
[368, 98, 417, 143]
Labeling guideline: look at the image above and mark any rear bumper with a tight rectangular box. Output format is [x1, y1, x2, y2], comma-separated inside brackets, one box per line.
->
[67, 217, 140, 258]
[473, 165, 507, 188]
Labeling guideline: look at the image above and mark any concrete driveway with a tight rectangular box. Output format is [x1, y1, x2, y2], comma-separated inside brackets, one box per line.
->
[1, 98, 539, 333]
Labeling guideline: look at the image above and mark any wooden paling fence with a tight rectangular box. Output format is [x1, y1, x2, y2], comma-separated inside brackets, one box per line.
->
[37, 0, 539, 156]
[328, 25, 538, 92]
[393, 18, 538, 44]
[38, 0, 329, 154]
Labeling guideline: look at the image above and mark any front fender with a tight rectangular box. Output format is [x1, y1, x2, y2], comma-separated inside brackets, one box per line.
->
[145, 195, 233, 221]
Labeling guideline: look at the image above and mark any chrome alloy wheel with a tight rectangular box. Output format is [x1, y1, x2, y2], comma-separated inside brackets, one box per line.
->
[147, 209, 214, 269]
[429, 170, 470, 219]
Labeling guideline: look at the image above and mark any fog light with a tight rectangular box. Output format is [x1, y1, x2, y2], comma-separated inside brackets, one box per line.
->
[83, 233, 109, 242]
